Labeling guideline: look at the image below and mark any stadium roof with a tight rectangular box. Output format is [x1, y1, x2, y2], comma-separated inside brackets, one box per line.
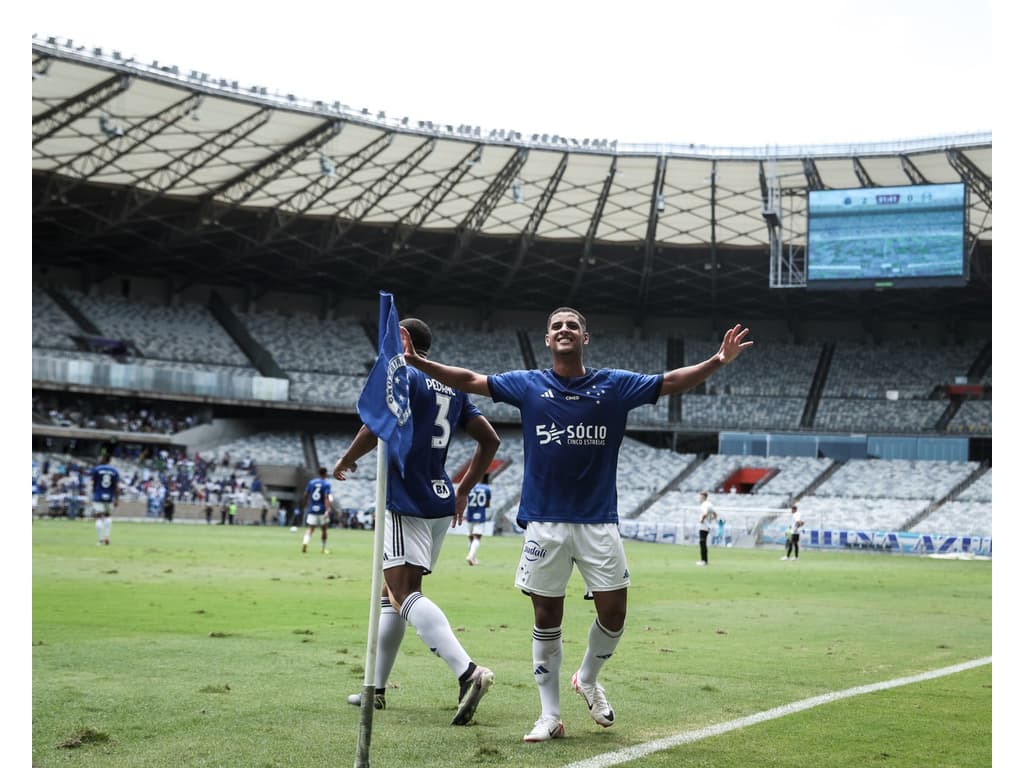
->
[32, 38, 992, 327]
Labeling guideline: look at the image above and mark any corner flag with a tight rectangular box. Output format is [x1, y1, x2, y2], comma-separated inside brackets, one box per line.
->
[354, 291, 413, 768]
[357, 291, 413, 476]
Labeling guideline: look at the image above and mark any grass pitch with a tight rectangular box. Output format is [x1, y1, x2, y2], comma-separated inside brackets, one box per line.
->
[32, 520, 991, 767]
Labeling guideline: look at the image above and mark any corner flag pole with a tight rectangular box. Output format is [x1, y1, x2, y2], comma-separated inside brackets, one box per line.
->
[354, 438, 389, 768]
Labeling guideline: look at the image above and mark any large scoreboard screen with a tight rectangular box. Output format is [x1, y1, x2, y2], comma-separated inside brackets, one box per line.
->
[806, 182, 967, 290]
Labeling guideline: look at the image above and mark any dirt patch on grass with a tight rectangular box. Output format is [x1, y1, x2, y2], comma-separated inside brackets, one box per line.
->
[57, 727, 110, 749]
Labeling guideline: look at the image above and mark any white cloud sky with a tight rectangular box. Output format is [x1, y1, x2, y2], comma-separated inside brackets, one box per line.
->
[27, 0, 992, 147]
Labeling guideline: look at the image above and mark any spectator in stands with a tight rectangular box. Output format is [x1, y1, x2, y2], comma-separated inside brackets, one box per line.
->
[404, 307, 752, 742]
[697, 491, 717, 565]
[782, 504, 804, 560]
[301, 467, 333, 554]
[464, 473, 492, 566]
[335, 316, 500, 725]
[90, 451, 119, 545]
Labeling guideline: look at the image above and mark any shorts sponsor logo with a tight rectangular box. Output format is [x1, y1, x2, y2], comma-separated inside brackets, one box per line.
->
[522, 539, 547, 561]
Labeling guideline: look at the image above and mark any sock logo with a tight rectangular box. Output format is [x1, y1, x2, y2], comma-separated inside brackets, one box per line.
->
[534, 665, 549, 676]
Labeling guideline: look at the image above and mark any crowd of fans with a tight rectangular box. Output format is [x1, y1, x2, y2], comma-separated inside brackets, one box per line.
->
[33, 393, 208, 435]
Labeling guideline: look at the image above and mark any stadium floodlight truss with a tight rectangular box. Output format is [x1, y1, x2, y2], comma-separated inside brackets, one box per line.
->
[425, 147, 530, 292]
[852, 157, 877, 188]
[637, 155, 669, 309]
[945, 148, 991, 210]
[159, 118, 346, 254]
[207, 120, 344, 213]
[568, 155, 618, 304]
[315, 137, 438, 260]
[241, 131, 396, 253]
[32, 73, 131, 145]
[101, 107, 273, 233]
[34, 92, 205, 213]
[387, 141, 485, 258]
[802, 158, 824, 191]
[492, 152, 570, 300]
[900, 154, 929, 185]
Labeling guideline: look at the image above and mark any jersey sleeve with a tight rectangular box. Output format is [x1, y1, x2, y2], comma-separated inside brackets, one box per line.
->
[612, 370, 663, 408]
[458, 393, 483, 426]
[488, 370, 529, 406]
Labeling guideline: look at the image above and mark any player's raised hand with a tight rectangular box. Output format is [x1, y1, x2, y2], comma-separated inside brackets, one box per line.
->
[718, 324, 753, 364]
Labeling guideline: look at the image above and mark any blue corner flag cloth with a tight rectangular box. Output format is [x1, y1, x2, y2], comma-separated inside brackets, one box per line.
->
[357, 291, 413, 477]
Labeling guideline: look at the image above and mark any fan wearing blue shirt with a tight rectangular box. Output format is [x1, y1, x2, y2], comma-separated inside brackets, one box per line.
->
[405, 307, 752, 743]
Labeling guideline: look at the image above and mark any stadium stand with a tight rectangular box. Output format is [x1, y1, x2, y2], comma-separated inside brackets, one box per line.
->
[30, 40, 992, 553]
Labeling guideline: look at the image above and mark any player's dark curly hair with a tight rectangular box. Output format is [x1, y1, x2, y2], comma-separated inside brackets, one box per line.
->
[400, 317, 432, 355]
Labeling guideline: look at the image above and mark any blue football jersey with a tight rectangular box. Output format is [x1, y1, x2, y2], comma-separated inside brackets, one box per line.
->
[305, 478, 332, 514]
[488, 367, 662, 525]
[91, 464, 120, 503]
[465, 483, 492, 523]
[387, 368, 482, 519]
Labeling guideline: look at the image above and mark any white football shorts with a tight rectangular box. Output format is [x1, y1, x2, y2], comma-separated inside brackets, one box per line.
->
[515, 521, 630, 597]
[305, 513, 328, 527]
[382, 511, 451, 575]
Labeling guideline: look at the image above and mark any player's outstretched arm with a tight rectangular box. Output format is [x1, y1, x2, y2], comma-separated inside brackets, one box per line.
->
[404, 344, 491, 397]
[660, 324, 753, 396]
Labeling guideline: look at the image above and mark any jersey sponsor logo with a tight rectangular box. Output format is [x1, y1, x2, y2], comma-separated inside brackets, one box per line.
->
[522, 540, 547, 561]
[536, 422, 608, 446]
[385, 354, 412, 426]
[536, 423, 566, 445]
[431, 480, 451, 499]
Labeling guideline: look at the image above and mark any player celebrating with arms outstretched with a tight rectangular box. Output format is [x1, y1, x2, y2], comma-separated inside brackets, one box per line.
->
[404, 307, 752, 742]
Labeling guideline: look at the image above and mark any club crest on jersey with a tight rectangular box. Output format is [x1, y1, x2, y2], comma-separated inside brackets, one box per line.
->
[385, 354, 411, 426]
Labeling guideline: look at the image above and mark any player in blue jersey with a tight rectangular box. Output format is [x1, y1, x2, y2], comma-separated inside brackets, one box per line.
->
[90, 452, 120, 546]
[464, 473, 492, 566]
[334, 317, 501, 725]
[405, 307, 752, 742]
[301, 467, 334, 554]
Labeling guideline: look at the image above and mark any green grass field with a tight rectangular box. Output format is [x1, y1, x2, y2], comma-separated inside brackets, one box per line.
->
[32, 519, 992, 767]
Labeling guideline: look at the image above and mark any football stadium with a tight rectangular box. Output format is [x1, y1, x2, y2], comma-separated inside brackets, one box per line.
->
[31, 30, 993, 768]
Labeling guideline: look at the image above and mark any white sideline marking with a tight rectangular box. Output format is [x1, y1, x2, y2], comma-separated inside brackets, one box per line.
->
[560, 657, 992, 768]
